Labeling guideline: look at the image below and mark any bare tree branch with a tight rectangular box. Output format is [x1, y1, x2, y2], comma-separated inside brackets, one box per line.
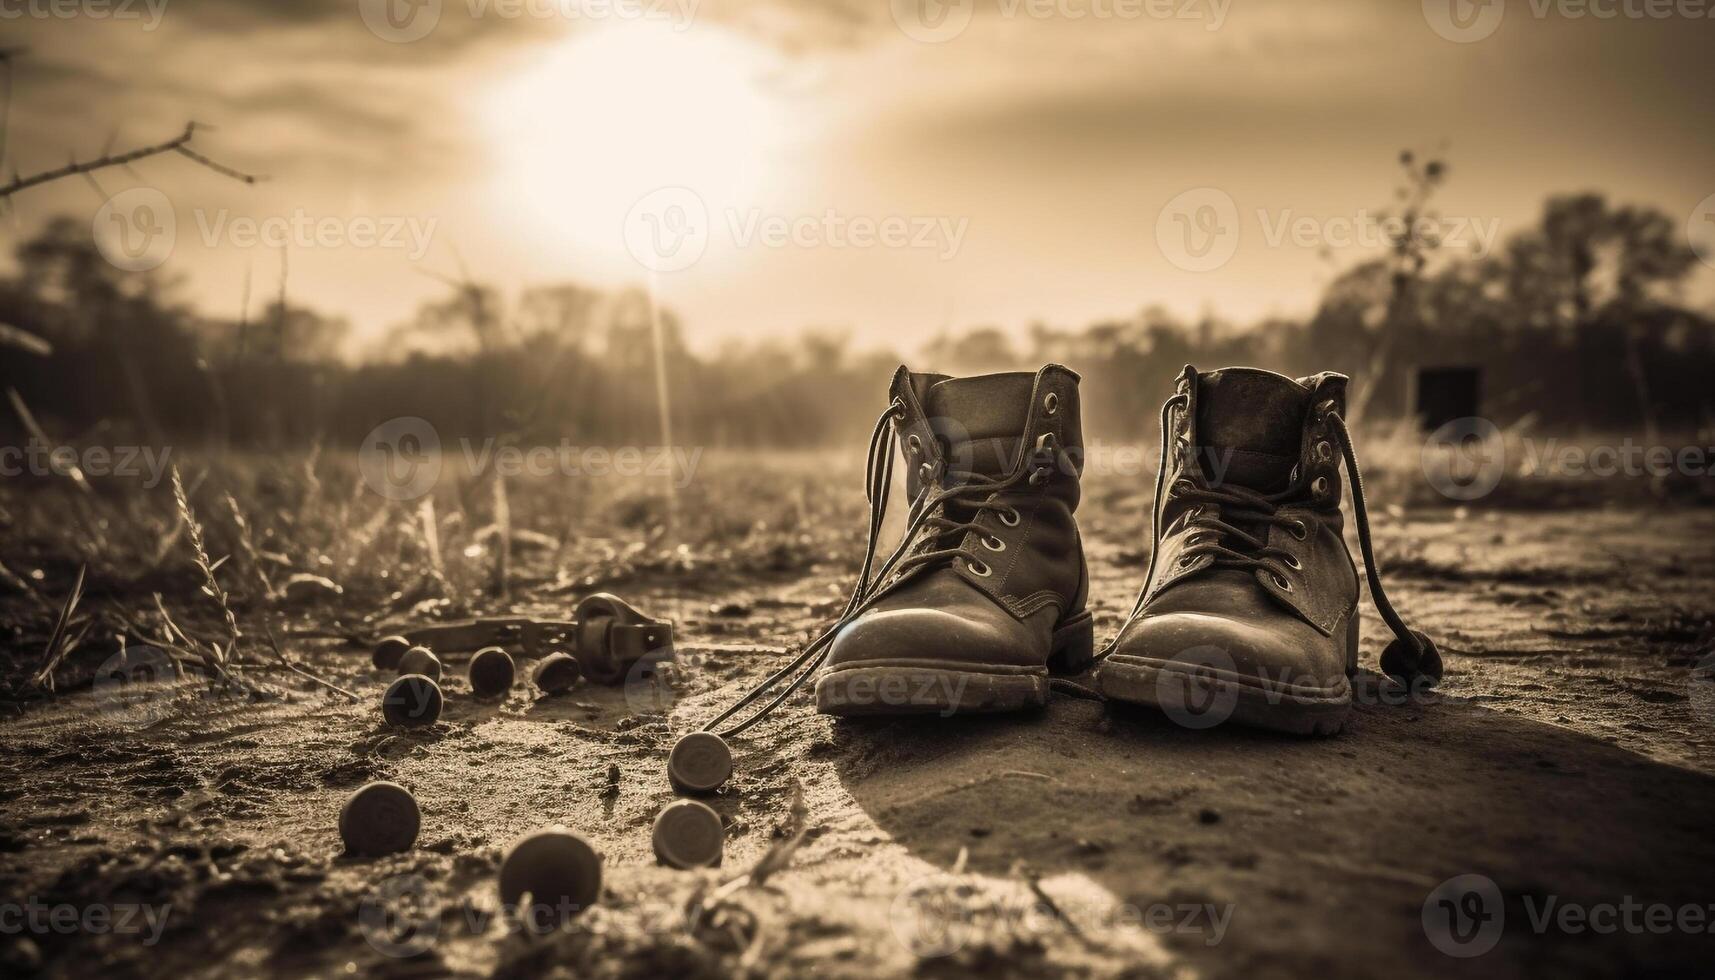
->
[0, 122, 266, 201]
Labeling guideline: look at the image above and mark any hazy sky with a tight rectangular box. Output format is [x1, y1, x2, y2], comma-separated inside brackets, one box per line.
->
[6, 0, 1714, 354]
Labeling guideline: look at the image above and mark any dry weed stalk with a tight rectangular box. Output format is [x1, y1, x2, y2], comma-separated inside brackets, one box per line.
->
[171, 465, 240, 659]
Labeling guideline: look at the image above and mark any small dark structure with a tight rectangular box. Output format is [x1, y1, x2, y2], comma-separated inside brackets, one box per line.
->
[1411, 366, 1483, 431]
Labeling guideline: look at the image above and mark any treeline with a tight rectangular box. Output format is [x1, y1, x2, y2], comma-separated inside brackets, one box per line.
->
[3, 191, 1713, 453]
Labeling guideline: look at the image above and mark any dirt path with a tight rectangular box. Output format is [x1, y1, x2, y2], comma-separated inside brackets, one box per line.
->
[3, 507, 1714, 978]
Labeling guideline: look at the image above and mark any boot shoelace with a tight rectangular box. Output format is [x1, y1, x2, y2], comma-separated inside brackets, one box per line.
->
[699, 400, 1050, 737]
[1115, 391, 1440, 684]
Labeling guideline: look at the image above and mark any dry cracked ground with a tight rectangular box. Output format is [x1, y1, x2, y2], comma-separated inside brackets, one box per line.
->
[3, 464, 1714, 979]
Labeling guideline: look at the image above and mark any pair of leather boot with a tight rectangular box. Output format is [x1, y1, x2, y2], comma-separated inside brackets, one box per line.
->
[792, 363, 1439, 735]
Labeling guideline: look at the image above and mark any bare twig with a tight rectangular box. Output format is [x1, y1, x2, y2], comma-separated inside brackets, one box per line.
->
[262, 623, 359, 701]
[0, 122, 265, 200]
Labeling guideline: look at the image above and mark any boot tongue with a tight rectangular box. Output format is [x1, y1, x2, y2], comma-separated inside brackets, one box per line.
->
[922, 372, 1035, 478]
[1194, 368, 1310, 492]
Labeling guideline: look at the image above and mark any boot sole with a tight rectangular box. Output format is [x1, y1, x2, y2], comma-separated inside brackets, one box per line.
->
[814, 611, 1094, 717]
[1097, 655, 1351, 736]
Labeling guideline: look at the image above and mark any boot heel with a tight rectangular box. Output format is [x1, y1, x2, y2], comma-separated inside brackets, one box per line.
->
[1048, 611, 1095, 674]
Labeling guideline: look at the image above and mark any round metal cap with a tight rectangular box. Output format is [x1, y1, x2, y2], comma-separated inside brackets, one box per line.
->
[498, 827, 602, 931]
[382, 674, 443, 728]
[652, 799, 724, 869]
[339, 780, 420, 856]
[667, 731, 732, 794]
[397, 646, 442, 683]
[371, 635, 411, 671]
[532, 652, 581, 694]
[468, 646, 516, 698]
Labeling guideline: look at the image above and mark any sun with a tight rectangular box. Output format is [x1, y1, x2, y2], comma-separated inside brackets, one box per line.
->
[480, 21, 788, 269]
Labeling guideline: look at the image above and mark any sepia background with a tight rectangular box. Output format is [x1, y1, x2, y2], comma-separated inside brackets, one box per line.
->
[2, 2, 1714, 978]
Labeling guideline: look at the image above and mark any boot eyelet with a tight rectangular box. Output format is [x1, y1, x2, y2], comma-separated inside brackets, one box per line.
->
[1283, 555, 1302, 570]
[966, 560, 993, 578]
[1312, 476, 1330, 496]
[1029, 467, 1051, 487]
[906, 434, 922, 455]
[1272, 573, 1294, 592]
[1315, 441, 1333, 462]
[1288, 520, 1308, 540]
[998, 507, 1021, 527]
[1043, 392, 1059, 416]
[1178, 555, 1193, 568]
[982, 535, 1006, 552]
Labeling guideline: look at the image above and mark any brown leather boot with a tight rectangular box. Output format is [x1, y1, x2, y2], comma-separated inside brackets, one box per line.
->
[807, 364, 1094, 716]
[1097, 366, 1441, 735]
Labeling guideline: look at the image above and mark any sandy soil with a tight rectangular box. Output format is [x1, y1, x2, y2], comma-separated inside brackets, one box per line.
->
[3, 505, 1714, 978]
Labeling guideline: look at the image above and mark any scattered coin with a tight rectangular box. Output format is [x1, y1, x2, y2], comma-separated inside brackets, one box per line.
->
[468, 646, 516, 699]
[371, 635, 411, 671]
[398, 646, 442, 682]
[339, 781, 421, 856]
[383, 674, 443, 728]
[667, 731, 733, 794]
[652, 799, 724, 869]
[533, 652, 581, 694]
[498, 827, 602, 931]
